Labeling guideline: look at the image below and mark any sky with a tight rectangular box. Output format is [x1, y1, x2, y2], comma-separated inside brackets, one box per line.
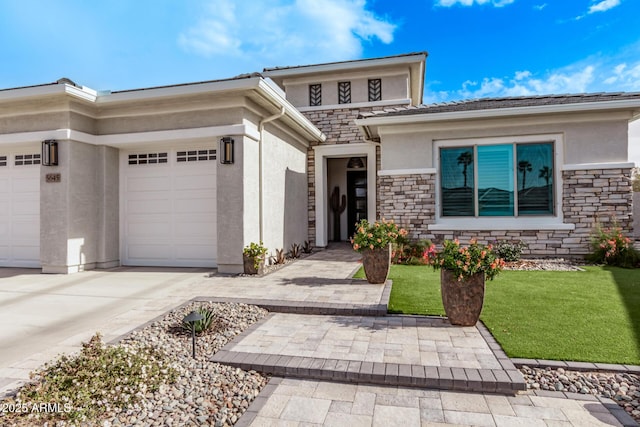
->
[1, 0, 639, 99]
[1, 0, 639, 158]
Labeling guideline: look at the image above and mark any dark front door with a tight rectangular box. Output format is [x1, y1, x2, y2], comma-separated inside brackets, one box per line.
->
[347, 171, 367, 238]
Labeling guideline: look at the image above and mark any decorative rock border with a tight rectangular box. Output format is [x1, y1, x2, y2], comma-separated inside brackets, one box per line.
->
[512, 358, 640, 375]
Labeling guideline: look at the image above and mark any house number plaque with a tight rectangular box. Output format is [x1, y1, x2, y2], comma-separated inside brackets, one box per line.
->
[46, 173, 61, 183]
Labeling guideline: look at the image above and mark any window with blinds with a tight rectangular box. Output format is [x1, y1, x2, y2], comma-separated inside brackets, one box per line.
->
[440, 142, 554, 217]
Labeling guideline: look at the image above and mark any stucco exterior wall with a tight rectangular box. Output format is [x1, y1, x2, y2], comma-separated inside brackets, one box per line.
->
[41, 140, 111, 273]
[216, 134, 250, 274]
[380, 112, 630, 171]
[284, 74, 409, 108]
[261, 124, 308, 254]
[96, 107, 245, 134]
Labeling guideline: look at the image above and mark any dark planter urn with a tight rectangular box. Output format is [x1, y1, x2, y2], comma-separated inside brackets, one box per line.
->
[243, 254, 265, 275]
[440, 269, 485, 326]
[361, 244, 391, 284]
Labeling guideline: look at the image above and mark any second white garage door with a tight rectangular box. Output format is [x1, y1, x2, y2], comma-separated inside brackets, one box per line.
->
[0, 150, 41, 268]
[122, 148, 217, 267]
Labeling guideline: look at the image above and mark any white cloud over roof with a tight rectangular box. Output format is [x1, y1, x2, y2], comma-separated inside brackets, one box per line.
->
[435, 0, 515, 7]
[589, 0, 621, 14]
[178, 0, 396, 64]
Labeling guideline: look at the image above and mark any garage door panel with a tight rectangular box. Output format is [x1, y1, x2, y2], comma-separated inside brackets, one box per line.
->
[123, 148, 217, 267]
[128, 244, 173, 260]
[12, 200, 39, 215]
[11, 176, 40, 195]
[174, 198, 216, 213]
[128, 199, 171, 214]
[12, 221, 39, 238]
[127, 176, 171, 192]
[174, 175, 215, 190]
[0, 155, 40, 267]
[175, 244, 216, 259]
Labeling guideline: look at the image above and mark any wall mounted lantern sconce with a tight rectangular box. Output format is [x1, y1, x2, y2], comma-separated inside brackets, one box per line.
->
[347, 157, 365, 169]
[42, 139, 59, 166]
[220, 137, 234, 164]
[183, 310, 204, 359]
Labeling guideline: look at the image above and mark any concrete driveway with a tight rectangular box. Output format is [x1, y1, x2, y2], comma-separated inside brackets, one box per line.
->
[0, 266, 212, 394]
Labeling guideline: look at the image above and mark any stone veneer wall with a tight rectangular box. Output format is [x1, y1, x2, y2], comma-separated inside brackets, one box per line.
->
[302, 106, 381, 245]
[378, 168, 633, 257]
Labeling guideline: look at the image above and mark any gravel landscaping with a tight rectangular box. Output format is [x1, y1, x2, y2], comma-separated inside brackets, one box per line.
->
[503, 258, 585, 271]
[106, 301, 269, 426]
[1, 301, 269, 426]
[520, 365, 640, 423]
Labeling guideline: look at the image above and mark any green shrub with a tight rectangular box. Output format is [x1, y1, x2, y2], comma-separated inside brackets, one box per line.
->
[1, 333, 176, 424]
[587, 223, 639, 268]
[181, 306, 217, 334]
[243, 241, 268, 270]
[494, 240, 528, 262]
[393, 239, 432, 265]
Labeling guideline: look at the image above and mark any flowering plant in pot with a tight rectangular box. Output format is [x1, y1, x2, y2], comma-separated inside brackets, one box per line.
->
[423, 239, 505, 326]
[242, 241, 268, 275]
[351, 218, 407, 284]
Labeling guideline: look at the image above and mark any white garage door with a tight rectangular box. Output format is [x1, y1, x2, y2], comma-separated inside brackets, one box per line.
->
[0, 151, 41, 267]
[122, 148, 217, 267]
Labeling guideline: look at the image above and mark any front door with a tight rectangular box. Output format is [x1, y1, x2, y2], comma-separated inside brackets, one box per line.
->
[347, 171, 367, 238]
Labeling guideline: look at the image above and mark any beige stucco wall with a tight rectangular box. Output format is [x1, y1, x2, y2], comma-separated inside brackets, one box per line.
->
[96, 107, 245, 135]
[216, 134, 250, 274]
[261, 124, 308, 253]
[284, 74, 409, 108]
[40, 140, 118, 273]
[379, 112, 631, 171]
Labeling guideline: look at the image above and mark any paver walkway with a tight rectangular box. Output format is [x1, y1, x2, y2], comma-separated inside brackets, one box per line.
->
[242, 377, 628, 427]
[1, 243, 637, 426]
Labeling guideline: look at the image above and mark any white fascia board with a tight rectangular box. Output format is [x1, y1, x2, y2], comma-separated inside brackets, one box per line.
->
[562, 162, 635, 171]
[0, 83, 97, 103]
[0, 125, 260, 147]
[378, 168, 436, 176]
[98, 77, 264, 104]
[354, 99, 640, 127]
[263, 53, 427, 78]
[256, 79, 325, 142]
[298, 99, 411, 113]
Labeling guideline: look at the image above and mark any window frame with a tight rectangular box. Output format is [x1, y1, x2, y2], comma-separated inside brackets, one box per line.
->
[432, 134, 570, 231]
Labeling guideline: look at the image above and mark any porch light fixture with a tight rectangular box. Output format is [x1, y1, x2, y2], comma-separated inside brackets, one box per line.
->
[183, 310, 204, 359]
[220, 137, 234, 164]
[347, 157, 364, 169]
[42, 139, 59, 166]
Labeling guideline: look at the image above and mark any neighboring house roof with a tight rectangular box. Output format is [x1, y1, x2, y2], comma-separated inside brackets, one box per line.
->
[357, 92, 640, 121]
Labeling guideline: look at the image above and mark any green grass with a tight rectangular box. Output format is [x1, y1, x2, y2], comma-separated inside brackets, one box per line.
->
[359, 265, 640, 365]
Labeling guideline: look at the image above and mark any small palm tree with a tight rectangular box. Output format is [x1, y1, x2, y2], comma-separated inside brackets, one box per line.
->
[518, 160, 532, 190]
[539, 166, 551, 186]
[457, 151, 473, 188]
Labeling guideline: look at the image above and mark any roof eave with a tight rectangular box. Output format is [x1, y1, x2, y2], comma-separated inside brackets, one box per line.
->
[263, 52, 427, 79]
[0, 83, 98, 103]
[354, 99, 640, 127]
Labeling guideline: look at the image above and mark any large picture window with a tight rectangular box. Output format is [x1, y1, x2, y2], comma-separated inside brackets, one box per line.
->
[440, 142, 554, 217]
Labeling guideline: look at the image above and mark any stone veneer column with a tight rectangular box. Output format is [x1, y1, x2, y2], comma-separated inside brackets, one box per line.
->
[378, 173, 436, 240]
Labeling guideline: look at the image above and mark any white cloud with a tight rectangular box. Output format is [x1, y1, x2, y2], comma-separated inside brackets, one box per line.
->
[425, 52, 640, 104]
[602, 62, 640, 90]
[435, 0, 515, 7]
[589, 0, 621, 14]
[178, 0, 396, 65]
[533, 3, 547, 11]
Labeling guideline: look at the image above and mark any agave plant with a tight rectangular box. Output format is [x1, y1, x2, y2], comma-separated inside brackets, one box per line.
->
[181, 306, 216, 334]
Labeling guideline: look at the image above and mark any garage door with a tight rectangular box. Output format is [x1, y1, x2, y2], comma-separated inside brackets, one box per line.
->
[0, 151, 41, 267]
[122, 148, 217, 267]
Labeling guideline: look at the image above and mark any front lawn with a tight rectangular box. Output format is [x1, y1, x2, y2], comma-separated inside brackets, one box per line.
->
[360, 265, 640, 365]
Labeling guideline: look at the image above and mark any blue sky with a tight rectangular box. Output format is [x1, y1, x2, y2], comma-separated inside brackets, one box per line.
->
[0, 0, 638, 103]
